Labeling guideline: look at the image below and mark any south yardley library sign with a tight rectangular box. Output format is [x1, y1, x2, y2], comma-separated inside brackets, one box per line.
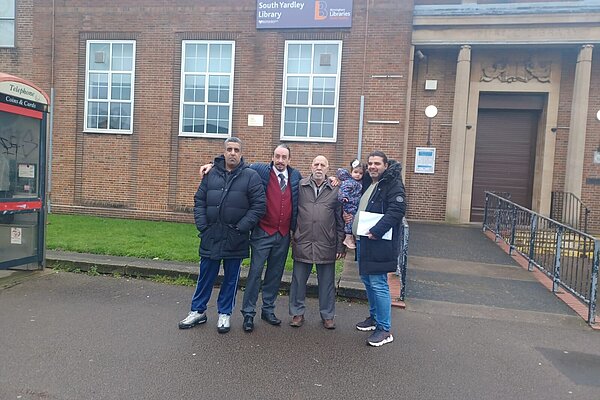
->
[256, 0, 352, 29]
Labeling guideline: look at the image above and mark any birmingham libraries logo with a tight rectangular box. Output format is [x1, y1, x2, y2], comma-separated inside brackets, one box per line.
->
[315, 0, 351, 21]
[315, 0, 327, 20]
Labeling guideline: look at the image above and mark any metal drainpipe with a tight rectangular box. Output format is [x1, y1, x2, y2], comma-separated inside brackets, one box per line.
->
[48, 89, 54, 213]
[357, 96, 364, 160]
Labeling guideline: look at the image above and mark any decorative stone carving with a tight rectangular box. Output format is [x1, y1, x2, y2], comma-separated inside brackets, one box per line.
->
[480, 58, 551, 83]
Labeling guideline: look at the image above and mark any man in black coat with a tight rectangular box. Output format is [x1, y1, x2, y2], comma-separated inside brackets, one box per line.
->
[353, 151, 406, 347]
[179, 137, 266, 333]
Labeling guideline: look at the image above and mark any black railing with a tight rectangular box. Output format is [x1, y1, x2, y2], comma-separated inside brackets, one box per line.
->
[483, 192, 599, 326]
[395, 217, 409, 301]
[550, 191, 591, 233]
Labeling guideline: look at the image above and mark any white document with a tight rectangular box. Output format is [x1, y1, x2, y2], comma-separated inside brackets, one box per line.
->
[356, 211, 393, 240]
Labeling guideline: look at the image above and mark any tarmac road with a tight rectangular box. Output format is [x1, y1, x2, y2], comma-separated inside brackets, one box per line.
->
[1, 271, 599, 400]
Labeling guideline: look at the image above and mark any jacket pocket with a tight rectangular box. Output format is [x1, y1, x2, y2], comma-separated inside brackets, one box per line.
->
[226, 225, 247, 253]
[200, 225, 215, 253]
[364, 239, 394, 263]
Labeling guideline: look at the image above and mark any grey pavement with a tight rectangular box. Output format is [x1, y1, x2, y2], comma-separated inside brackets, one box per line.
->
[2, 221, 599, 399]
[1, 271, 599, 400]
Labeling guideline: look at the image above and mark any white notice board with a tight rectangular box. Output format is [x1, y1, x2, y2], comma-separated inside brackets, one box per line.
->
[415, 147, 436, 174]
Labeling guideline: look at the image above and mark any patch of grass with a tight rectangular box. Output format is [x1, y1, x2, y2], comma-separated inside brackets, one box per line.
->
[47, 214, 345, 274]
[87, 266, 100, 276]
[149, 274, 196, 286]
[47, 214, 199, 262]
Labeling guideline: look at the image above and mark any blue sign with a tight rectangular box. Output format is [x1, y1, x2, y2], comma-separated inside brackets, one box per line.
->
[256, 0, 353, 29]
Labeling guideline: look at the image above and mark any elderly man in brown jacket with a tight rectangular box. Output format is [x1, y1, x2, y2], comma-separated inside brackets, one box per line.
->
[289, 155, 345, 329]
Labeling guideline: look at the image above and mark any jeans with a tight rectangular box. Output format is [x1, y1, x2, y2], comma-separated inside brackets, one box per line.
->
[357, 241, 392, 331]
[190, 257, 242, 315]
[359, 273, 391, 331]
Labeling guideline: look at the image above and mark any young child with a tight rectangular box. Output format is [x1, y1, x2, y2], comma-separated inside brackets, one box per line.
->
[337, 159, 364, 250]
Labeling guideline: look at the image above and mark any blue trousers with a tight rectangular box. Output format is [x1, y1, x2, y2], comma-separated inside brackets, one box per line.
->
[241, 227, 290, 317]
[357, 242, 392, 331]
[190, 257, 242, 315]
[360, 273, 392, 331]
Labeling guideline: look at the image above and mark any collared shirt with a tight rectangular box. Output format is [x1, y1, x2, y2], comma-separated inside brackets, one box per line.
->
[273, 166, 288, 186]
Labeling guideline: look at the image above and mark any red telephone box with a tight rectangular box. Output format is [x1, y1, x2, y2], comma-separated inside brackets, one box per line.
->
[0, 73, 50, 270]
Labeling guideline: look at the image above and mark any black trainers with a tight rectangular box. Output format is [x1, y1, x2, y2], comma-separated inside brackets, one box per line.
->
[356, 316, 376, 331]
[367, 328, 394, 347]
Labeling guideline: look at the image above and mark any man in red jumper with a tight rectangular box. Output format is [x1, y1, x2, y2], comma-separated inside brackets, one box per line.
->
[200, 144, 302, 332]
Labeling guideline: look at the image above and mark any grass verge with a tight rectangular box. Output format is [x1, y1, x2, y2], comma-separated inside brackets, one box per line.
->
[47, 214, 344, 275]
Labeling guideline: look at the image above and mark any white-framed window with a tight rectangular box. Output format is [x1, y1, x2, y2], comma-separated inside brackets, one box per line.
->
[84, 40, 135, 134]
[281, 40, 342, 142]
[179, 40, 235, 137]
[0, 0, 15, 47]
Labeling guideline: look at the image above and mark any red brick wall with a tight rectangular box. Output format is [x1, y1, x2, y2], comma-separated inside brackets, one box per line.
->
[5, 0, 412, 222]
[406, 48, 457, 221]
[3, 1, 598, 232]
[0, 0, 34, 78]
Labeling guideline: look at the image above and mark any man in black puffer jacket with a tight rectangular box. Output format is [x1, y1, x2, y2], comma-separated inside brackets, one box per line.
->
[353, 151, 406, 347]
[179, 137, 266, 334]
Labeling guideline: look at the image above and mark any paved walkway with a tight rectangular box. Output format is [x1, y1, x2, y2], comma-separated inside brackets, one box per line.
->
[1, 221, 594, 328]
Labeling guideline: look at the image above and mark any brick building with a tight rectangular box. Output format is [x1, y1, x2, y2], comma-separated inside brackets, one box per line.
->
[1, 0, 599, 232]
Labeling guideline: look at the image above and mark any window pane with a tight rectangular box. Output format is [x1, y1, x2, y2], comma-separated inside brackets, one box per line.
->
[0, 0, 15, 18]
[310, 108, 334, 138]
[184, 75, 205, 102]
[312, 77, 336, 106]
[109, 103, 131, 130]
[284, 107, 308, 137]
[286, 77, 309, 106]
[313, 44, 339, 74]
[183, 105, 205, 133]
[89, 43, 110, 71]
[111, 74, 131, 100]
[88, 73, 108, 99]
[287, 44, 311, 74]
[206, 105, 229, 134]
[0, 20, 14, 47]
[88, 102, 108, 129]
[185, 43, 208, 73]
[209, 44, 232, 73]
[112, 43, 134, 71]
[208, 76, 230, 103]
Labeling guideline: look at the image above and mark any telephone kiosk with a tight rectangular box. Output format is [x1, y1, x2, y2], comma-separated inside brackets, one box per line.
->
[0, 73, 50, 270]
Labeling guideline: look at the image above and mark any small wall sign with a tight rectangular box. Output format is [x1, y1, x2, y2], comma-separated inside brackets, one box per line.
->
[10, 227, 22, 245]
[415, 147, 436, 174]
[247, 114, 264, 127]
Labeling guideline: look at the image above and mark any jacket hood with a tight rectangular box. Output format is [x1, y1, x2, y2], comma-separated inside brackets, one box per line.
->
[380, 160, 402, 183]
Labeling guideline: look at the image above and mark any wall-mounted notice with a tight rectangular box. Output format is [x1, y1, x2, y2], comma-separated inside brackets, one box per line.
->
[11, 227, 22, 245]
[248, 114, 264, 127]
[415, 147, 436, 174]
[256, 0, 353, 29]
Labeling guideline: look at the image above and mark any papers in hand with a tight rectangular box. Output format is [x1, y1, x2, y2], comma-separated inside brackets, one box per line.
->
[356, 211, 393, 240]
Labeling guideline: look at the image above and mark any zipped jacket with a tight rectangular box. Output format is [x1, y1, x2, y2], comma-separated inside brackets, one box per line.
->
[194, 156, 266, 260]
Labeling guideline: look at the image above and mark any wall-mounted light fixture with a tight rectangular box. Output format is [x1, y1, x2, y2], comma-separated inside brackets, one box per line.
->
[425, 105, 438, 147]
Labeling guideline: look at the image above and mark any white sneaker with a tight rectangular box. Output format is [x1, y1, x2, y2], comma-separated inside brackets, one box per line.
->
[178, 311, 207, 329]
[217, 313, 231, 333]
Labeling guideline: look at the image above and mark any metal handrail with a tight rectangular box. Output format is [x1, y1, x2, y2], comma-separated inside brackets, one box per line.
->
[550, 191, 591, 233]
[483, 191, 599, 326]
[396, 217, 409, 301]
